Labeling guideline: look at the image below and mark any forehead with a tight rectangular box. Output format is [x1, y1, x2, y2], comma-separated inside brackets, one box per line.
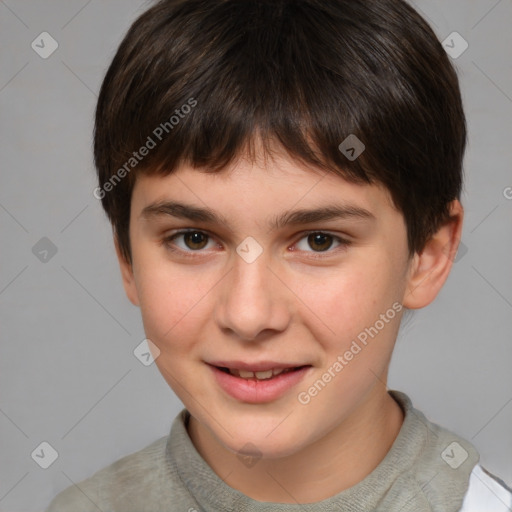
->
[131, 154, 398, 229]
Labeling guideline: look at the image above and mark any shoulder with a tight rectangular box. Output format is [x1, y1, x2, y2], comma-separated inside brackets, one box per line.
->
[45, 435, 172, 512]
[459, 464, 512, 512]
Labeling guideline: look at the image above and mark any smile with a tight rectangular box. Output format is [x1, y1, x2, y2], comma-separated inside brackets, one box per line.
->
[208, 362, 312, 403]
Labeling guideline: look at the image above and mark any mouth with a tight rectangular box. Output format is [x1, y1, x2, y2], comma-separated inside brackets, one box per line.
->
[207, 361, 312, 403]
[215, 365, 310, 381]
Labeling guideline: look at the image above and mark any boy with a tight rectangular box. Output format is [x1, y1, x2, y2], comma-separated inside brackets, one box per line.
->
[46, 0, 512, 510]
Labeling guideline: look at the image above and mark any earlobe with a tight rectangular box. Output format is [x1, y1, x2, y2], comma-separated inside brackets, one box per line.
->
[114, 236, 140, 307]
[403, 200, 464, 310]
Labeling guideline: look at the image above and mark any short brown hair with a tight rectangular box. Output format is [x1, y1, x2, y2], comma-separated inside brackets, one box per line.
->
[94, 0, 466, 264]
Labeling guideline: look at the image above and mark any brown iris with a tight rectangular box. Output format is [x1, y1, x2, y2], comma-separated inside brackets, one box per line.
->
[183, 231, 209, 250]
[307, 233, 334, 252]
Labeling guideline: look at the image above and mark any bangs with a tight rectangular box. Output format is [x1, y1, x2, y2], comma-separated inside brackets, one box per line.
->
[98, 0, 383, 184]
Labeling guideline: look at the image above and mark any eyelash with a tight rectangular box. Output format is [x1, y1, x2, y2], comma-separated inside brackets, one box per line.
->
[161, 229, 351, 259]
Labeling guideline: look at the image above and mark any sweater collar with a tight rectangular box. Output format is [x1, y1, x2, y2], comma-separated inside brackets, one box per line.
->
[166, 390, 479, 512]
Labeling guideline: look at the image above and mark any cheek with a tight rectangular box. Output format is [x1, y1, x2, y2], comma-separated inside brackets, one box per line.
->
[133, 261, 215, 352]
[311, 265, 381, 317]
[306, 259, 404, 353]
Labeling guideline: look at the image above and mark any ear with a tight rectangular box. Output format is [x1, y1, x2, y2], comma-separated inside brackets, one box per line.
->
[403, 200, 464, 309]
[114, 235, 140, 307]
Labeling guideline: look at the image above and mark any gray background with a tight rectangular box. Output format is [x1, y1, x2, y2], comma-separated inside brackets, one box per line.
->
[0, 0, 511, 510]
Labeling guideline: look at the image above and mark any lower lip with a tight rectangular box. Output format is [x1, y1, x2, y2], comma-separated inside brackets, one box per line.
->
[209, 365, 311, 403]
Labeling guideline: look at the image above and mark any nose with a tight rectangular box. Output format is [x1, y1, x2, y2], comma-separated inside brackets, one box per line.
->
[214, 250, 291, 341]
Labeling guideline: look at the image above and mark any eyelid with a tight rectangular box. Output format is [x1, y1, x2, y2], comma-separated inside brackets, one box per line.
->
[162, 228, 351, 256]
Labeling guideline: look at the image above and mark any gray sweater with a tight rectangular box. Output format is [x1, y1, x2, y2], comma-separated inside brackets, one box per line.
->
[45, 390, 479, 511]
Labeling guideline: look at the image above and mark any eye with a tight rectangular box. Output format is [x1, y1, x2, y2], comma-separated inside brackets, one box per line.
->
[163, 230, 217, 253]
[294, 231, 348, 254]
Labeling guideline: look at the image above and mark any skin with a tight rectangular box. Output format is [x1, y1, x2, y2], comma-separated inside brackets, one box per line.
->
[116, 149, 463, 504]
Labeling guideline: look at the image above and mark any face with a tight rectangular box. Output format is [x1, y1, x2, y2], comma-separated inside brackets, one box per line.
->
[122, 153, 414, 459]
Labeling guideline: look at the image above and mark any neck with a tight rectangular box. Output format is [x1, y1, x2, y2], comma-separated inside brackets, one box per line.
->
[187, 385, 404, 504]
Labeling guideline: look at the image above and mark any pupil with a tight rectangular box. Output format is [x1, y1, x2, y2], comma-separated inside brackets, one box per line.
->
[309, 233, 332, 251]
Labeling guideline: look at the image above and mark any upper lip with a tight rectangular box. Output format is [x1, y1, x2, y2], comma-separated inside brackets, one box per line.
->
[207, 361, 309, 372]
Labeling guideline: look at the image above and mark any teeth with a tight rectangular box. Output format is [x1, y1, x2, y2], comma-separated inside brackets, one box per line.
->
[227, 367, 293, 380]
[255, 370, 273, 379]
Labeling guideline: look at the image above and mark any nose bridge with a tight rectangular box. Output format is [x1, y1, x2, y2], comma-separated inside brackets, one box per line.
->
[215, 247, 289, 340]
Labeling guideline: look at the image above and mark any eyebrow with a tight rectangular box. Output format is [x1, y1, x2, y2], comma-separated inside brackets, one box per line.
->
[140, 200, 375, 231]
